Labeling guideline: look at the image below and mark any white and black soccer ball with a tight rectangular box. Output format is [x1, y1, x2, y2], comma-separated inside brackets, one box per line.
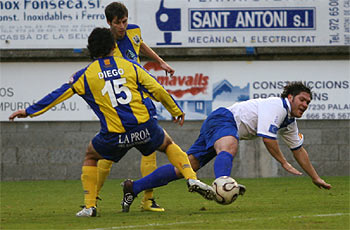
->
[212, 176, 240, 205]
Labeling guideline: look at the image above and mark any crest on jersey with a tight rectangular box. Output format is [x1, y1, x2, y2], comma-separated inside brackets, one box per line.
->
[103, 59, 112, 68]
[132, 35, 141, 45]
[298, 133, 303, 140]
[268, 124, 278, 134]
[126, 50, 137, 61]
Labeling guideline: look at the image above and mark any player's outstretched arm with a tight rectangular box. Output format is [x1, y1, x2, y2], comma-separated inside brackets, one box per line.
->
[263, 137, 303, 175]
[292, 147, 332, 190]
[9, 109, 28, 121]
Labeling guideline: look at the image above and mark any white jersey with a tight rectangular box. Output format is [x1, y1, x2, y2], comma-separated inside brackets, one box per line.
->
[226, 97, 303, 150]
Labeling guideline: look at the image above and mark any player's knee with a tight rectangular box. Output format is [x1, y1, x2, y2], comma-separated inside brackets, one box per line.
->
[84, 144, 102, 162]
[214, 139, 238, 156]
[214, 147, 235, 156]
[158, 134, 174, 152]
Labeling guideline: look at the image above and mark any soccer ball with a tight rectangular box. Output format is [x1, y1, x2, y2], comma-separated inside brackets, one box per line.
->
[212, 176, 240, 205]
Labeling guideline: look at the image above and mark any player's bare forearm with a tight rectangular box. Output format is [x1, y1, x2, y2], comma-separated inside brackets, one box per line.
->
[292, 147, 319, 179]
[140, 42, 161, 63]
[140, 43, 175, 76]
[292, 147, 332, 189]
[263, 138, 302, 175]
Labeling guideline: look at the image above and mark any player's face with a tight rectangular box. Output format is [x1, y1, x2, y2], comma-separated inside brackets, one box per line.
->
[108, 16, 128, 40]
[288, 92, 311, 118]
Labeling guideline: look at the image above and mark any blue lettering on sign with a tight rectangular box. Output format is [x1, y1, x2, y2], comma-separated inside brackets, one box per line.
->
[189, 8, 315, 30]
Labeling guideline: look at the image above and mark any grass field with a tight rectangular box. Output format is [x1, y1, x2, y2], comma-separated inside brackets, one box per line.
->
[1, 176, 349, 229]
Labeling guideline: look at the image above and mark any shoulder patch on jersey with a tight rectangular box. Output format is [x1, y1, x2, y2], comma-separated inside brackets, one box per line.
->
[268, 124, 278, 134]
[132, 35, 141, 45]
[298, 133, 303, 140]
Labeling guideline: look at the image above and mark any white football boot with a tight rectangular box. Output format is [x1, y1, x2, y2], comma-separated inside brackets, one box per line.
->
[187, 179, 215, 200]
[76, 206, 97, 217]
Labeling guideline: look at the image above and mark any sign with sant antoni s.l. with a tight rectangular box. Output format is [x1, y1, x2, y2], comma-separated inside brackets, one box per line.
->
[1, 0, 349, 48]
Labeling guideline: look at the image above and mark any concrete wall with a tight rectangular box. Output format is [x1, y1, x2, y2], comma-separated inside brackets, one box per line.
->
[1, 120, 349, 181]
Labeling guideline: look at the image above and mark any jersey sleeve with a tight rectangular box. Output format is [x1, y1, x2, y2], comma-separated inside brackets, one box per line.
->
[135, 64, 183, 117]
[256, 100, 285, 140]
[25, 67, 87, 117]
[279, 121, 304, 150]
[69, 67, 88, 95]
[25, 83, 75, 117]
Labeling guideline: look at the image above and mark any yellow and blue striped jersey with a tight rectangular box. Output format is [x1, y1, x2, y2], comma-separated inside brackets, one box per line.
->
[113, 24, 143, 63]
[25, 56, 183, 134]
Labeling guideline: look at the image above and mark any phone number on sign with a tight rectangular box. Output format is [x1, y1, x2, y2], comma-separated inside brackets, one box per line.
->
[306, 112, 350, 119]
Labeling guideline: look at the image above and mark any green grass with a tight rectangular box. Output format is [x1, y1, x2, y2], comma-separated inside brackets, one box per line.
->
[1, 176, 349, 229]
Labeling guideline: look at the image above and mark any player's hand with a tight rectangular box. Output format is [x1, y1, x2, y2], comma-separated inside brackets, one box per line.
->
[9, 109, 28, 121]
[282, 162, 303, 175]
[160, 62, 175, 77]
[172, 113, 185, 126]
[312, 178, 332, 190]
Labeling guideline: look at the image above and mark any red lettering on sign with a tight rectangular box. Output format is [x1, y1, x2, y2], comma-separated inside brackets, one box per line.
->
[143, 61, 209, 98]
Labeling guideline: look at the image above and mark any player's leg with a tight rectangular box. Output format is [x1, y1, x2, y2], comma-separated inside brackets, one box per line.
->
[122, 154, 207, 212]
[96, 159, 113, 199]
[132, 154, 202, 195]
[209, 122, 245, 195]
[191, 107, 246, 196]
[76, 141, 103, 217]
[159, 131, 215, 200]
[213, 136, 238, 178]
[196, 107, 239, 179]
[121, 151, 217, 212]
[128, 164, 179, 197]
[122, 152, 215, 212]
[133, 154, 197, 192]
[140, 152, 165, 212]
[159, 130, 197, 180]
[213, 137, 246, 196]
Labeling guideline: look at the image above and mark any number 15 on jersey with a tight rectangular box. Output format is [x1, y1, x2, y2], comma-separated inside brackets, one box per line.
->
[102, 78, 132, 107]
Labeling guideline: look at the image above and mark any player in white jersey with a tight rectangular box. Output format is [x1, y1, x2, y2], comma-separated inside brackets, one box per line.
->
[227, 96, 303, 149]
[121, 82, 331, 205]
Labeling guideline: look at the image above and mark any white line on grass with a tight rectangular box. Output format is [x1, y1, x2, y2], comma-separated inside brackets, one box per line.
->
[88, 213, 350, 230]
[293, 213, 348, 218]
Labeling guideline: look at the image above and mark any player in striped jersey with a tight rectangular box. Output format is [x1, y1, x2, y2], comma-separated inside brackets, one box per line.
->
[95, 2, 175, 212]
[9, 28, 214, 217]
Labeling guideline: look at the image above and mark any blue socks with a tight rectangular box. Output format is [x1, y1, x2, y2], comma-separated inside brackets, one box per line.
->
[132, 164, 178, 196]
[214, 151, 233, 178]
[132, 151, 234, 195]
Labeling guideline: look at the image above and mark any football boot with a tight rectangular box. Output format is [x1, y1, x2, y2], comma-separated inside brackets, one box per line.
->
[76, 206, 97, 217]
[121, 179, 136, 212]
[141, 198, 165, 212]
[187, 179, 215, 200]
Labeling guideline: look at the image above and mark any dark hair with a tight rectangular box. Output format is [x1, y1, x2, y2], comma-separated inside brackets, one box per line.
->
[105, 2, 128, 23]
[281, 81, 313, 100]
[87, 27, 115, 60]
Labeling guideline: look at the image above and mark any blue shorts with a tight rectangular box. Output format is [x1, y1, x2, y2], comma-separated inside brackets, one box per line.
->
[92, 118, 164, 162]
[187, 107, 239, 167]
